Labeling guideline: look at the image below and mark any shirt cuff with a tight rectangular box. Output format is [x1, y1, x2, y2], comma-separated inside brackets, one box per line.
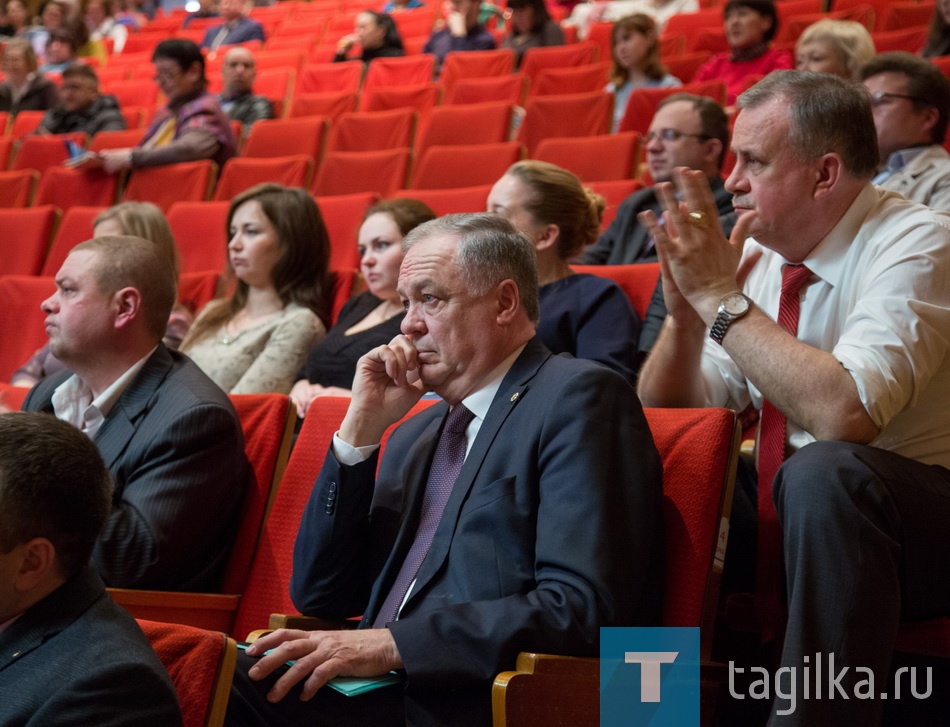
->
[332, 432, 380, 465]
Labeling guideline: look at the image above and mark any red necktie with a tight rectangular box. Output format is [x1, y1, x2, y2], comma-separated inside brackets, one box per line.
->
[373, 403, 475, 627]
[756, 263, 813, 640]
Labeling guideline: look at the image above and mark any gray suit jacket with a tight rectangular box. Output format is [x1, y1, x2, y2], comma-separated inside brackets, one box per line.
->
[291, 338, 663, 725]
[878, 144, 950, 212]
[22, 346, 249, 591]
[0, 565, 183, 726]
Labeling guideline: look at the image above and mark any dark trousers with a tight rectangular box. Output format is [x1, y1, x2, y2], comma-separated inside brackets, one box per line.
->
[225, 650, 406, 726]
[768, 441, 950, 725]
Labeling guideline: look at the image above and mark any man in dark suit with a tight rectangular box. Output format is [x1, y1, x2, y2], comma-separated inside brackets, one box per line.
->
[0, 412, 183, 726]
[226, 214, 663, 726]
[201, 0, 265, 50]
[577, 93, 734, 265]
[23, 236, 248, 592]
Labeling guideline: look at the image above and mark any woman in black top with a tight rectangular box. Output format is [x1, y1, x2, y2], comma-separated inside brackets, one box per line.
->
[334, 11, 405, 63]
[290, 198, 435, 419]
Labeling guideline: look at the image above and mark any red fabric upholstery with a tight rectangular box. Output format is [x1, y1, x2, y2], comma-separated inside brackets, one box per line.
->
[221, 394, 293, 594]
[123, 160, 217, 212]
[572, 263, 660, 320]
[0, 207, 57, 276]
[41, 206, 107, 277]
[137, 619, 233, 727]
[233, 397, 437, 639]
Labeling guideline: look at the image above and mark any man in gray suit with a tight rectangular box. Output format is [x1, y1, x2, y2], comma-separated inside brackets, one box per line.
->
[0, 412, 183, 726]
[23, 236, 249, 592]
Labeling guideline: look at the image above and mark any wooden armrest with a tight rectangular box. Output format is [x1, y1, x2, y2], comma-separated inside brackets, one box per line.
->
[266, 613, 360, 631]
[493, 652, 599, 727]
[108, 588, 241, 633]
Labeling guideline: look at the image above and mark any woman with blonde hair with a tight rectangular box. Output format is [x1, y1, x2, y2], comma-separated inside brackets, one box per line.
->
[0, 37, 58, 115]
[290, 197, 436, 418]
[12, 201, 190, 387]
[487, 160, 641, 383]
[180, 184, 330, 395]
[795, 18, 875, 80]
[606, 13, 680, 131]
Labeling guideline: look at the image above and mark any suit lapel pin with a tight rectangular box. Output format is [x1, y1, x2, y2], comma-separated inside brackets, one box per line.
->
[510, 392, 519, 402]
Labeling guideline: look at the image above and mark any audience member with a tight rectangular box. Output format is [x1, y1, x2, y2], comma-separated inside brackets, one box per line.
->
[39, 26, 79, 72]
[567, 0, 698, 39]
[0, 412, 184, 727]
[84, 0, 128, 52]
[637, 70, 950, 725]
[579, 93, 733, 264]
[0, 37, 59, 115]
[922, 0, 950, 58]
[200, 0, 264, 50]
[34, 63, 122, 135]
[423, 0, 495, 69]
[795, 18, 874, 80]
[226, 213, 663, 727]
[606, 13, 680, 132]
[334, 10, 405, 63]
[290, 198, 436, 419]
[218, 46, 273, 136]
[22, 0, 69, 57]
[501, 0, 564, 67]
[488, 160, 641, 384]
[860, 52, 950, 212]
[114, 0, 147, 29]
[12, 202, 192, 388]
[0, 0, 30, 36]
[180, 184, 330, 395]
[97, 39, 236, 174]
[23, 235, 249, 591]
[693, 0, 793, 105]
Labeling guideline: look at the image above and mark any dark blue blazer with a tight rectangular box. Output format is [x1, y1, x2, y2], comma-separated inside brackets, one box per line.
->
[22, 346, 249, 591]
[201, 16, 265, 49]
[0, 566, 183, 726]
[291, 337, 663, 726]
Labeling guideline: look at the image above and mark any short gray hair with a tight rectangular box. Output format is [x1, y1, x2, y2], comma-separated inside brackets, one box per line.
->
[403, 213, 539, 323]
[737, 70, 878, 178]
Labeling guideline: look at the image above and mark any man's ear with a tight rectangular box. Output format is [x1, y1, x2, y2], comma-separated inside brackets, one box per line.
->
[13, 538, 58, 593]
[813, 153, 844, 199]
[112, 286, 143, 330]
[495, 278, 521, 325]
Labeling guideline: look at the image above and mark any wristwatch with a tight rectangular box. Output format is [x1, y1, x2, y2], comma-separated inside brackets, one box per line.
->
[709, 292, 752, 345]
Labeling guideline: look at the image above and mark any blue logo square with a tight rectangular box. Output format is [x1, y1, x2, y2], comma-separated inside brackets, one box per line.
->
[600, 626, 700, 726]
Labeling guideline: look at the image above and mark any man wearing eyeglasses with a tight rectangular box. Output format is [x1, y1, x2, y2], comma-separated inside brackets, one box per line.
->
[860, 51, 950, 212]
[577, 93, 734, 265]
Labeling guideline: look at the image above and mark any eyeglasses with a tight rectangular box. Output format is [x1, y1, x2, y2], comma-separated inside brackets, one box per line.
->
[869, 91, 932, 107]
[645, 128, 711, 143]
[152, 66, 182, 82]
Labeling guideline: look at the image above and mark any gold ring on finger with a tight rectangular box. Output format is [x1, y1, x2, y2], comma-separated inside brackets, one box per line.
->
[687, 211, 710, 229]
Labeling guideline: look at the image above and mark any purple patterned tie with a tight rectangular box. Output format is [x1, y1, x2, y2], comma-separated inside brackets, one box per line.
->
[373, 403, 475, 627]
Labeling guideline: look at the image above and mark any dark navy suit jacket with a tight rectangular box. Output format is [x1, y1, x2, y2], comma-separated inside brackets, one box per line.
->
[23, 346, 249, 591]
[0, 566, 183, 726]
[291, 338, 663, 725]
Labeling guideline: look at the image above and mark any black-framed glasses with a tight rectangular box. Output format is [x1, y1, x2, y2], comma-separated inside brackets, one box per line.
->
[645, 128, 711, 143]
[869, 91, 932, 107]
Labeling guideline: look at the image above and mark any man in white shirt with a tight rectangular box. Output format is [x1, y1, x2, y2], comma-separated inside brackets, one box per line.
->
[637, 70, 950, 724]
[861, 51, 950, 212]
[227, 214, 663, 726]
[22, 236, 249, 592]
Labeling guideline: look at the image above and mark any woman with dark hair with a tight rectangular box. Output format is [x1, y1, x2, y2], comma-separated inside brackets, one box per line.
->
[0, 37, 58, 114]
[606, 13, 680, 131]
[501, 0, 564, 66]
[97, 38, 236, 173]
[922, 0, 950, 57]
[693, 0, 792, 105]
[488, 161, 641, 384]
[290, 197, 436, 418]
[0, 0, 30, 37]
[180, 184, 331, 395]
[334, 11, 405, 63]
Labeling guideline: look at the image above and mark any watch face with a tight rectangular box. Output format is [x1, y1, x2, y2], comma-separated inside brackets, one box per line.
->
[722, 292, 750, 316]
